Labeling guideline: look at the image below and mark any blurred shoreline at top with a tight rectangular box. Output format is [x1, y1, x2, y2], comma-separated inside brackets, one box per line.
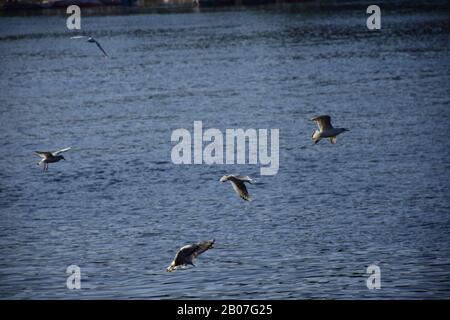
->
[1, 0, 449, 16]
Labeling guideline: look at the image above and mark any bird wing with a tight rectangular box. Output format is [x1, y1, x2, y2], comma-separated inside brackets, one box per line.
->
[171, 240, 215, 268]
[234, 175, 253, 184]
[52, 147, 71, 156]
[191, 239, 215, 259]
[174, 241, 207, 263]
[35, 151, 52, 159]
[173, 245, 195, 265]
[93, 39, 109, 57]
[311, 115, 333, 131]
[229, 178, 251, 201]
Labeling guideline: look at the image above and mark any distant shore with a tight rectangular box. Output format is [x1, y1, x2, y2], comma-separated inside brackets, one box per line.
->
[1, 0, 289, 11]
[1, 0, 449, 16]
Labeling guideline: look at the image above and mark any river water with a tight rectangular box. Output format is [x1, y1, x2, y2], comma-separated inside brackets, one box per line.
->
[0, 1, 449, 299]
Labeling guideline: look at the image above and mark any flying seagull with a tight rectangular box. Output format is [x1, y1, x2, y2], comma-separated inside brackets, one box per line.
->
[35, 147, 71, 171]
[311, 115, 349, 144]
[70, 36, 109, 58]
[166, 239, 215, 272]
[220, 175, 253, 201]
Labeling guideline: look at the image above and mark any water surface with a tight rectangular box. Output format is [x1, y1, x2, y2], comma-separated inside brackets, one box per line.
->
[0, 2, 449, 299]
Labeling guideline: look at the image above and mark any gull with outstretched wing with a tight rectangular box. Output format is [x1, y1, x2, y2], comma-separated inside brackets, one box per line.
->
[311, 115, 349, 144]
[71, 36, 109, 58]
[35, 147, 71, 171]
[166, 239, 215, 272]
[220, 174, 254, 201]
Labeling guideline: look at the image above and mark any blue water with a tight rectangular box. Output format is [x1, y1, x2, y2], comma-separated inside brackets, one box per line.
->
[0, 2, 450, 299]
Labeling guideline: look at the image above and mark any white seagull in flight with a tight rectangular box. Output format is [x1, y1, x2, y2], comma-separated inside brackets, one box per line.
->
[311, 115, 349, 144]
[70, 36, 109, 58]
[35, 147, 71, 172]
[220, 175, 254, 201]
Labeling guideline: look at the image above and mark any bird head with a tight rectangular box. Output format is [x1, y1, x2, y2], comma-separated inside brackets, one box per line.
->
[219, 175, 229, 182]
[166, 263, 175, 272]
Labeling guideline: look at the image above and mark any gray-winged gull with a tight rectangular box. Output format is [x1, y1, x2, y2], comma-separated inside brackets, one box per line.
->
[71, 36, 109, 57]
[220, 175, 253, 201]
[166, 239, 215, 272]
[311, 115, 349, 144]
[35, 147, 71, 171]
